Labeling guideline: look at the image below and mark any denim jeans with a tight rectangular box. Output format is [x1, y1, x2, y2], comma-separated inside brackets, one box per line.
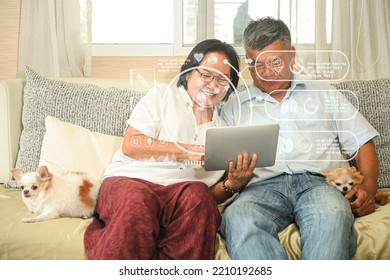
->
[220, 172, 357, 260]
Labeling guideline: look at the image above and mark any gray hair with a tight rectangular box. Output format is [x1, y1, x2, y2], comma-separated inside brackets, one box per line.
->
[243, 17, 291, 51]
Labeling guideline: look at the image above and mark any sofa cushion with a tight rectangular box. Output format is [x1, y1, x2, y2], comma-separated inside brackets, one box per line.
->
[39, 116, 123, 181]
[10, 67, 144, 186]
[332, 79, 390, 188]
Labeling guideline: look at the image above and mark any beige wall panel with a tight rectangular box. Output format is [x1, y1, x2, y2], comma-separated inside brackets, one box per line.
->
[0, 0, 21, 79]
[92, 56, 187, 80]
[91, 56, 251, 83]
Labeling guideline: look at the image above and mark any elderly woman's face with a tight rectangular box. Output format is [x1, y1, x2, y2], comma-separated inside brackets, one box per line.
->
[186, 51, 231, 109]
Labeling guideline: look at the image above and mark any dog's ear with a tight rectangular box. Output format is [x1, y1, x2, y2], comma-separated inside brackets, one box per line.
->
[348, 166, 358, 172]
[352, 169, 364, 185]
[11, 168, 25, 185]
[321, 170, 334, 184]
[36, 165, 51, 182]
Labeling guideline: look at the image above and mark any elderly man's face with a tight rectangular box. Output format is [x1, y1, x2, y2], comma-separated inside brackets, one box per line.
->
[247, 39, 295, 99]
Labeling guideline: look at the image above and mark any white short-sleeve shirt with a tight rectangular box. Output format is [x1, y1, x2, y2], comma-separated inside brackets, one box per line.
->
[105, 84, 225, 186]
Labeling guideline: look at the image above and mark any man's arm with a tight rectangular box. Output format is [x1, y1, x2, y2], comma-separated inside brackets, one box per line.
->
[345, 140, 379, 216]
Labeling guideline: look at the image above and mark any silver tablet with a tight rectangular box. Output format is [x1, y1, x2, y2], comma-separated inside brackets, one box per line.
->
[203, 124, 280, 171]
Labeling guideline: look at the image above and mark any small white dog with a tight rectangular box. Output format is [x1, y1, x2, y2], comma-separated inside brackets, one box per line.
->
[11, 165, 101, 223]
[322, 166, 364, 195]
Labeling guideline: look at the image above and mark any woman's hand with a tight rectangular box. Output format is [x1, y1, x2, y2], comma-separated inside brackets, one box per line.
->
[181, 144, 205, 162]
[224, 152, 257, 193]
[209, 152, 257, 204]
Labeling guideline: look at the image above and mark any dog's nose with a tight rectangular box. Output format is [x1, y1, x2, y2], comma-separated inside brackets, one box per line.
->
[343, 187, 349, 192]
[23, 190, 29, 195]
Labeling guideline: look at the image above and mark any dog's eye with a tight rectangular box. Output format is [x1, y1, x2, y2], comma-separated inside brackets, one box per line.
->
[21, 185, 24, 190]
[31, 185, 38, 190]
[349, 181, 354, 186]
[335, 183, 342, 186]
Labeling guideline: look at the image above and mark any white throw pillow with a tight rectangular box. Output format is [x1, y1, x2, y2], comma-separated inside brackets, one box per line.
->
[16, 66, 144, 176]
[39, 116, 123, 181]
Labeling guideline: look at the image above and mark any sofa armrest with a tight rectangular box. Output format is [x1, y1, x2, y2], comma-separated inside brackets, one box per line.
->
[0, 79, 25, 183]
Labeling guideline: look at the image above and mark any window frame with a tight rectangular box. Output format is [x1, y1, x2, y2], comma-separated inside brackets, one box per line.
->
[91, 0, 328, 57]
[92, 0, 246, 57]
[92, 0, 179, 56]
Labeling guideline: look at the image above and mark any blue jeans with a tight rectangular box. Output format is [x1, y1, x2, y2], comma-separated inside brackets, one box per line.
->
[220, 173, 357, 260]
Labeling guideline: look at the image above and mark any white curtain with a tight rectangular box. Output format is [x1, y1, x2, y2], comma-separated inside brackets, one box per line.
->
[17, 0, 92, 78]
[293, 0, 390, 81]
[332, 0, 390, 80]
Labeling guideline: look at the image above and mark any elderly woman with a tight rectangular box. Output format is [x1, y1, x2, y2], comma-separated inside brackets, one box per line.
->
[84, 39, 256, 260]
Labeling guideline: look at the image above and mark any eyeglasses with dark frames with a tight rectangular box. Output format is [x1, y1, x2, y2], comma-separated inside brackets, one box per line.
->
[195, 69, 231, 86]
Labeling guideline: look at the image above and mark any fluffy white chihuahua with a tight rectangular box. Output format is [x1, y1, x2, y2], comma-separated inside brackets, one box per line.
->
[11, 165, 101, 223]
[322, 166, 364, 195]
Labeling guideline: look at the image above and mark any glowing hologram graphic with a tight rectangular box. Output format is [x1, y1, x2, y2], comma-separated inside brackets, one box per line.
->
[265, 56, 284, 75]
[193, 53, 204, 62]
[207, 54, 218, 63]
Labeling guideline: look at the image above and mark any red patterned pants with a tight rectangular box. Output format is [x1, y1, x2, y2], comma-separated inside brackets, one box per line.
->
[84, 176, 221, 260]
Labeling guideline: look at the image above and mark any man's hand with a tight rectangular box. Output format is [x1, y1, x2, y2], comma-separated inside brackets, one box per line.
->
[345, 184, 376, 217]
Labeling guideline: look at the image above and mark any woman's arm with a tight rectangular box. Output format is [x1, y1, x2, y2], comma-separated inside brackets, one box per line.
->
[122, 125, 205, 162]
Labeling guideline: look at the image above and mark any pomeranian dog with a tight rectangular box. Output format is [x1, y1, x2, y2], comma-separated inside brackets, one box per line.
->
[11, 165, 101, 223]
[322, 166, 390, 206]
[375, 190, 390, 206]
[322, 166, 364, 195]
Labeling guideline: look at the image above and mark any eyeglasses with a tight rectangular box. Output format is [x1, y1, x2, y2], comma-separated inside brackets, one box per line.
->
[195, 69, 230, 86]
[247, 56, 286, 73]
[246, 59, 266, 71]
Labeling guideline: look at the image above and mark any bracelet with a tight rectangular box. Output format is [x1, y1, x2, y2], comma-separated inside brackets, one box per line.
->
[221, 178, 241, 194]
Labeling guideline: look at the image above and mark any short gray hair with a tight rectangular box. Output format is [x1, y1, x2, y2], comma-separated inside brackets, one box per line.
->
[243, 17, 291, 51]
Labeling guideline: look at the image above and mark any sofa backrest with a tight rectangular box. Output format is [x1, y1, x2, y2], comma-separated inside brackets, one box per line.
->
[0, 72, 142, 183]
[331, 79, 390, 188]
[1, 69, 389, 188]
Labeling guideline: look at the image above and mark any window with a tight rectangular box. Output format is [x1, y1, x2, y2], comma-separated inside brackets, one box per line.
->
[91, 0, 174, 44]
[91, 0, 332, 56]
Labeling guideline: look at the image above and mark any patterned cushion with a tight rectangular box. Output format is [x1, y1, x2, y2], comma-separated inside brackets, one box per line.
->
[332, 79, 390, 188]
[9, 67, 144, 186]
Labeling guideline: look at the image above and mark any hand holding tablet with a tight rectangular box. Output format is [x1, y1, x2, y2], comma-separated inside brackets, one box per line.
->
[203, 124, 280, 171]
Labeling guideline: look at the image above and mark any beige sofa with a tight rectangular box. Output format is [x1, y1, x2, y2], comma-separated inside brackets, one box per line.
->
[1, 68, 390, 260]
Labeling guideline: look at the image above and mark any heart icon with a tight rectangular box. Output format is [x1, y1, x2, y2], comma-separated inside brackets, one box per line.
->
[194, 53, 204, 62]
